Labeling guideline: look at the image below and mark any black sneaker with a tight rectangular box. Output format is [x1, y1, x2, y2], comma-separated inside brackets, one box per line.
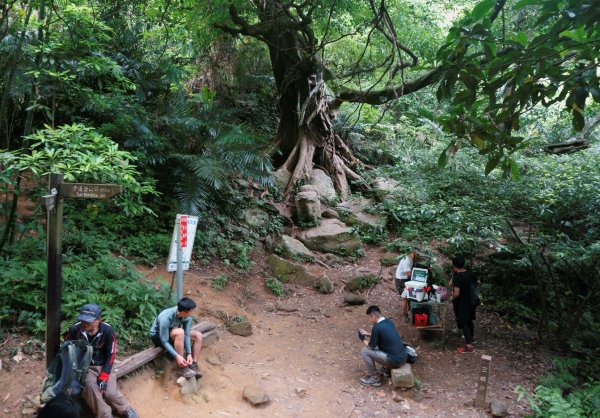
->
[178, 366, 196, 378]
[190, 362, 203, 378]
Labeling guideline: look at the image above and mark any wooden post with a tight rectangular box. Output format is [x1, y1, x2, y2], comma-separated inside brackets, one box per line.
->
[45, 173, 64, 366]
[475, 354, 492, 408]
[41, 174, 122, 366]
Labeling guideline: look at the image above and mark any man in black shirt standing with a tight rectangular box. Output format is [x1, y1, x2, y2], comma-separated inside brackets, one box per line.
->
[451, 256, 477, 353]
[358, 305, 407, 387]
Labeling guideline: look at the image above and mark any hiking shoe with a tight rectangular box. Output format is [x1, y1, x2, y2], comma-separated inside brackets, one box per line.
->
[123, 409, 138, 418]
[190, 362, 203, 378]
[457, 345, 475, 354]
[178, 366, 196, 378]
[360, 375, 382, 387]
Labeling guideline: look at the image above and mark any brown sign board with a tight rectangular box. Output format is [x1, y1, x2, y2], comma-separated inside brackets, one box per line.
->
[60, 183, 123, 199]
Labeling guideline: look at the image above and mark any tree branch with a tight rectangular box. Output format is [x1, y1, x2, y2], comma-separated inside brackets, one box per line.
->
[335, 67, 441, 105]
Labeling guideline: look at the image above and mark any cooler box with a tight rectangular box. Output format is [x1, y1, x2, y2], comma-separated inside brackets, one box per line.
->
[405, 281, 428, 301]
[411, 267, 428, 283]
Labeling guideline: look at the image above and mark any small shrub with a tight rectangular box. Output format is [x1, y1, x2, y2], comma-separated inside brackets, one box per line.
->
[266, 277, 285, 296]
[211, 274, 230, 290]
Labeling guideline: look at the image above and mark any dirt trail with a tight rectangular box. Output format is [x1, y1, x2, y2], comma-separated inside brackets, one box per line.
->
[0, 245, 549, 417]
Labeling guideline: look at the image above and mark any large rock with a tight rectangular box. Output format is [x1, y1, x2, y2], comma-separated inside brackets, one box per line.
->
[228, 320, 253, 337]
[317, 275, 334, 294]
[243, 385, 270, 406]
[266, 254, 318, 287]
[337, 198, 387, 231]
[490, 399, 509, 417]
[391, 363, 414, 388]
[295, 190, 321, 225]
[373, 177, 399, 202]
[347, 268, 379, 291]
[310, 168, 337, 204]
[344, 294, 366, 305]
[298, 219, 362, 255]
[243, 208, 270, 229]
[278, 235, 315, 261]
[300, 184, 317, 193]
[321, 208, 339, 219]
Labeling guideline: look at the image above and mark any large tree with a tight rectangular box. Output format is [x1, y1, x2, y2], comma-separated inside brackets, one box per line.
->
[198, 0, 599, 195]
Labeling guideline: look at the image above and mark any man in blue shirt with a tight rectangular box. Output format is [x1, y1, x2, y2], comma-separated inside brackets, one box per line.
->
[149, 298, 203, 378]
[358, 305, 408, 387]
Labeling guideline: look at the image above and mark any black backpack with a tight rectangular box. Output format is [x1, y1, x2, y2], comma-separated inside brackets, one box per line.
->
[41, 340, 93, 403]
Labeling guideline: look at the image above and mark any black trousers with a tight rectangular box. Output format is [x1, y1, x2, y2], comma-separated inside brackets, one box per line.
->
[456, 310, 475, 344]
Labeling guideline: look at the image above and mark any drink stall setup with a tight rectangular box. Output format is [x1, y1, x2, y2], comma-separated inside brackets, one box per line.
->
[405, 266, 449, 349]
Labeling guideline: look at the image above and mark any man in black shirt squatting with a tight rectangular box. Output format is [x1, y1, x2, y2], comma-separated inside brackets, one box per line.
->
[358, 305, 408, 387]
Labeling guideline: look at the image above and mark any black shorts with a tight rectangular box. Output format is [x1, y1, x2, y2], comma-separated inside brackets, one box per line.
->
[395, 279, 408, 295]
[150, 333, 164, 348]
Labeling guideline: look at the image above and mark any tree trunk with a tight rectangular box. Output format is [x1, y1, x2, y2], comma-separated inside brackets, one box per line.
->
[260, 22, 360, 199]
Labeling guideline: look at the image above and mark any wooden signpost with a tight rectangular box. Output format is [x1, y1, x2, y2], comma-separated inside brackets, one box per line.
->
[475, 354, 492, 408]
[41, 173, 122, 366]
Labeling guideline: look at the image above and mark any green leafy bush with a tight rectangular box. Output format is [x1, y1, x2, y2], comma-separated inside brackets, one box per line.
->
[266, 277, 285, 297]
[515, 359, 600, 418]
[0, 235, 169, 351]
[211, 274, 230, 291]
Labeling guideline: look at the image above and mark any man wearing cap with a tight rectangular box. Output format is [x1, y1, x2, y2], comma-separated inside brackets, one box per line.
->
[65, 304, 138, 418]
[149, 297, 203, 378]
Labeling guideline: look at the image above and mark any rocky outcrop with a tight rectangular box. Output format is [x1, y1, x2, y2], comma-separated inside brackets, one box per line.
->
[310, 168, 337, 204]
[298, 219, 362, 255]
[243, 208, 270, 229]
[373, 177, 399, 202]
[278, 235, 315, 261]
[337, 197, 386, 231]
[266, 254, 318, 287]
[295, 190, 321, 225]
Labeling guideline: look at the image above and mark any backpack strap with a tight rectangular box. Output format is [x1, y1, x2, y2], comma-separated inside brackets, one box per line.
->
[64, 343, 78, 390]
[80, 344, 93, 377]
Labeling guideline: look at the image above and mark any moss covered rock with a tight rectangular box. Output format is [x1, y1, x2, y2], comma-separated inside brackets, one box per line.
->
[266, 254, 317, 287]
[298, 219, 362, 255]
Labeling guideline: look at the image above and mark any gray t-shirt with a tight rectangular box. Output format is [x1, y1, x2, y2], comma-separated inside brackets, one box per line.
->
[149, 306, 192, 358]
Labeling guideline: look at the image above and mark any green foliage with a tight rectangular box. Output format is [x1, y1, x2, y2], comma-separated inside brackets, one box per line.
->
[12, 123, 158, 216]
[354, 275, 378, 290]
[266, 277, 285, 297]
[515, 358, 600, 418]
[211, 274, 230, 291]
[436, 0, 600, 174]
[0, 236, 169, 350]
